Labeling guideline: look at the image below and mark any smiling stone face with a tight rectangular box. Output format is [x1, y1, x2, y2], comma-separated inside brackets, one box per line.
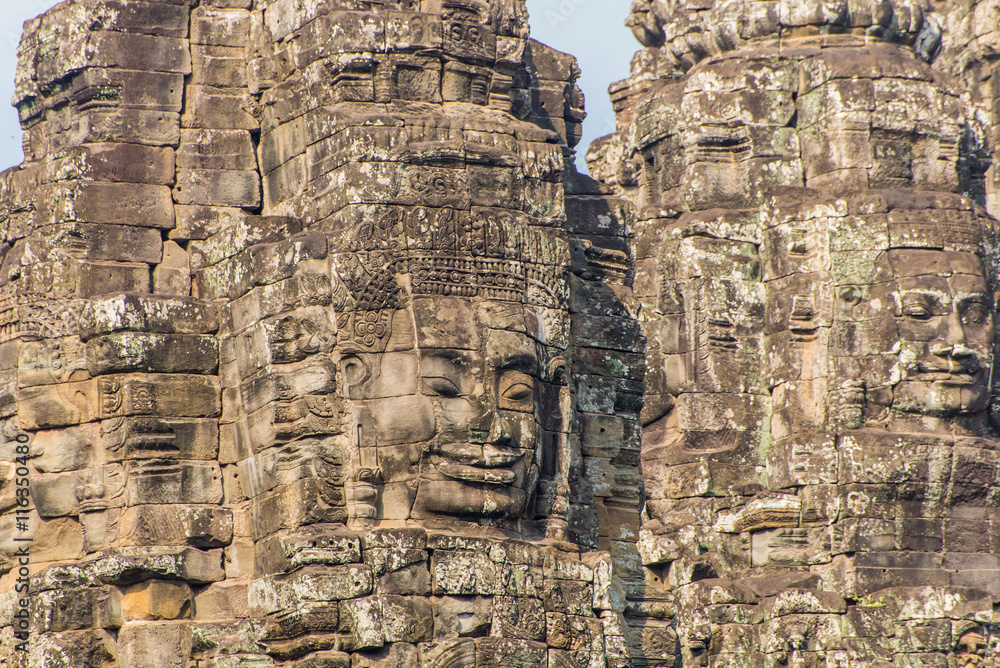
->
[882, 249, 994, 416]
[412, 322, 541, 519]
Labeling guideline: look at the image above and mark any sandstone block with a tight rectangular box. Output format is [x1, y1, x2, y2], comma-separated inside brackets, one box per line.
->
[193, 581, 250, 620]
[35, 586, 123, 633]
[42, 181, 175, 228]
[20, 379, 100, 429]
[17, 337, 91, 388]
[174, 168, 261, 208]
[543, 579, 596, 617]
[491, 595, 546, 641]
[193, 251, 250, 301]
[377, 562, 431, 595]
[177, 129, 256, 171]
[190, 214, 302, 268]
[248, 564, 373, 616]
[172, 205, 246, 240]
[94, 547, 226, 584]
[338, 596, 385, 650]
[86, 32, 192, 74]
[85, 333, 219, 376]
[32, 465, 123, 518]
[261, 118, 307, 175]
[118, 504, 233, 548]
[77, 261, 151, 297]
[154, 240, 192, 296]
[238, 356, 337, 415]
[104, 416, 220, 461]
[123, 581, 193, 620]
[96, 374, 221, 419]
[119, 623, 193, 668]
[125, 460, 224, 505]
[181, 86, 258, 130]
[475, 637, 547, 668]
[263, 154, 307, 208]
[2, 515, 84, 563]
[81, 294, 218, 340]
[191, 44, 249, 88]
[80, 1, 190, 38]
[50, 109, 181, 148]
[48, 143, 175, 185]
[28, 223, 163, 264]
[191, 7, 251, 47]
[432, 550, 497, 596]
[248, 477, 346, 540]
[32, 423, 104, 472]
[70, 69, 185, 112]
[365, 542, 427, 577]
[29, 629, 118, 668]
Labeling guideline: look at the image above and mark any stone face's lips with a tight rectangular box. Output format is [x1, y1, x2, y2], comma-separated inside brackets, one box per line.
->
[916, 373, 980, 382]
[433, 443, 524, 484]
[434, 444, 523, 467]
[910, 366, 982, 382]
[437, 462, 520, 485]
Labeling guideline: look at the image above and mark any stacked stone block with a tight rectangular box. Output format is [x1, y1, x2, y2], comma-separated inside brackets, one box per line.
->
[10, 0, 1000, 665]
[174, 0, 261, 242]
[0, 1, 253, 665]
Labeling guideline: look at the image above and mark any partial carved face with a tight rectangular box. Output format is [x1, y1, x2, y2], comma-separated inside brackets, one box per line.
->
[882, 249, 995, 416]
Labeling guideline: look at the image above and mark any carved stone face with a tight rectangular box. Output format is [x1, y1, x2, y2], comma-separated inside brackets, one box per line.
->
[414, 324, 540, 519]
[881, 249, 994, 416]
[345, 295, 558, 524]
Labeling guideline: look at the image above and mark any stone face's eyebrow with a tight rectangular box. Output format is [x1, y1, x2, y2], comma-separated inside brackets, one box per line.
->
[421, 353, 469, 378]
[498, 351, 537, 376]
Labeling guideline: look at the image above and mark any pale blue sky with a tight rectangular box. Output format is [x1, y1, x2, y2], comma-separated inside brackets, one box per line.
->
[0, 1, 635, 171]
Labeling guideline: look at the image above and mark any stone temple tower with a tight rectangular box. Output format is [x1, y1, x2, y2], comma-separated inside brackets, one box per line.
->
[593, 0, 1000, 666]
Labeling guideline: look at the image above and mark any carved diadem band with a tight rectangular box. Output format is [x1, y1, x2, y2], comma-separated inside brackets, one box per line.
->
[888, 218, 985, 253]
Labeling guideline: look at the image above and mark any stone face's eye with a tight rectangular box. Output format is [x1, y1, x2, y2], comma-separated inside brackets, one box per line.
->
[499, 370, 534, 411]
[421, 354, 470, 397]
[423, 376, 462, 397]
[962, 302, 990, 326]
[903, 306, 932, 320]
[503, 383, 532, 402]
[901, 295, 934, 320]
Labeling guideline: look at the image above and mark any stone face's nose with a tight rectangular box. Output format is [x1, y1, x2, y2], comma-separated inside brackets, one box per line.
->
[466, 394, 513, 446]
[947, 344, 982, 374]
[486, 410, 513, 445]
[940, 308, 971, 352]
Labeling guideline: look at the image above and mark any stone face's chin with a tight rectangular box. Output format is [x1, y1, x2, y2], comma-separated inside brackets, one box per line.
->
[414, 479, 527, 518]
